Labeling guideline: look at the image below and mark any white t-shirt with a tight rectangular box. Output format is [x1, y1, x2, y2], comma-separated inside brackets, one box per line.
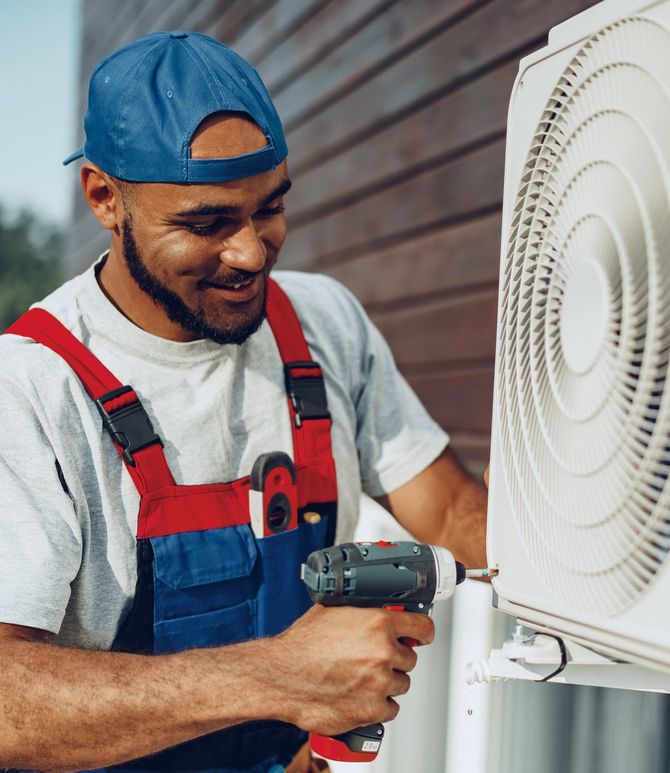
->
[0, 259, 448, 650]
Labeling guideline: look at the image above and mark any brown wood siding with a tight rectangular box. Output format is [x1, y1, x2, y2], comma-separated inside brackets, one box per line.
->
[68, 0, 599, 474]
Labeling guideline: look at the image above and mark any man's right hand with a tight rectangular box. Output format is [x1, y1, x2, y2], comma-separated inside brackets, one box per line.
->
[273, 604, 435, 736]
[0, 605, 434, 770]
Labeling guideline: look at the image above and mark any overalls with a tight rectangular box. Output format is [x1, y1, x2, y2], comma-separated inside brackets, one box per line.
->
[7, 279, 338, 772]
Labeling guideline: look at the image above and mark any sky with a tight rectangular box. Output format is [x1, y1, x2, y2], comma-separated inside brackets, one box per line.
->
[0, 0, 81, 226]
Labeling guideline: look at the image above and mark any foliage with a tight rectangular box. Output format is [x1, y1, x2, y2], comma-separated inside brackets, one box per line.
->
[0, 208, 64, 329]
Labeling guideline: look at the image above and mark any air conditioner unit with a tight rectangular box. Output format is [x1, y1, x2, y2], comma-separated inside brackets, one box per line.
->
[486, 0, 670, 682]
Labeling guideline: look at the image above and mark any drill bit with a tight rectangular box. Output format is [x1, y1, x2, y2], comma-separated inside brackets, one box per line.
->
[465, 567, 499, 578]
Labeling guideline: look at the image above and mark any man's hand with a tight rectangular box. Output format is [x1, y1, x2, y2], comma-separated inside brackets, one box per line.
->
[274, 605, 435, 736]
[0, 605, 433, 770]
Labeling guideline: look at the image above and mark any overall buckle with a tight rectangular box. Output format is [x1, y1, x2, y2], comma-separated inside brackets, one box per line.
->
[95, 386, 163, 466]
[284, 361, 330, 428]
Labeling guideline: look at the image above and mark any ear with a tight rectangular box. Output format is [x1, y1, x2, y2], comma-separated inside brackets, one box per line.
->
[80, 163, 125, 231]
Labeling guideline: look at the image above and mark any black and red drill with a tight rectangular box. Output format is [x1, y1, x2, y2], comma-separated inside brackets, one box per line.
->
[301, 540, 495, 763]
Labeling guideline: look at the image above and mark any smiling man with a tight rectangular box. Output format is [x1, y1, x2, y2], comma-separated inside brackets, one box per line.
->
[104, 113, 291, 346]
[0, 32, 487, 773]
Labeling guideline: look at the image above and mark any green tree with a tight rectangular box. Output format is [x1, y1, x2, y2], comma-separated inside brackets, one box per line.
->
[0, 208, 63, 329]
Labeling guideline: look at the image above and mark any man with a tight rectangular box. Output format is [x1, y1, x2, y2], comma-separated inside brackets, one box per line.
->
[0, 32, 487, 772]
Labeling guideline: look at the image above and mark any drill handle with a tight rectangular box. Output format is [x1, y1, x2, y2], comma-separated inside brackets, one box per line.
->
[311, 604, 422, 763]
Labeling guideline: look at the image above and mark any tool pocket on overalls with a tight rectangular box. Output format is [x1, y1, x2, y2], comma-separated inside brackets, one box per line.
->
[255, 516, 330, 637]
[151, 525, 259, 652]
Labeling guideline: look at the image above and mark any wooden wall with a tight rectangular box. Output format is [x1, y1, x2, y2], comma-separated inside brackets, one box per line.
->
[68, 0, 598, 475]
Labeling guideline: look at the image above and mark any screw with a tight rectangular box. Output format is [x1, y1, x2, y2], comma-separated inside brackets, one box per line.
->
[510, 623, 532, 643]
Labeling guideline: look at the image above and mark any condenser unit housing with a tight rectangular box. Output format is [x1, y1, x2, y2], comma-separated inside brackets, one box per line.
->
[488, 0, 670, 675]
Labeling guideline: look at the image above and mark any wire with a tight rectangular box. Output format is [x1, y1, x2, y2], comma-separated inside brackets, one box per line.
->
[537, 634, 568, 683]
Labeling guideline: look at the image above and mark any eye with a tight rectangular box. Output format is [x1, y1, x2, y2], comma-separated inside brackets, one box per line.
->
[254, 203, 285, 219]
[183, 220, 223, 236]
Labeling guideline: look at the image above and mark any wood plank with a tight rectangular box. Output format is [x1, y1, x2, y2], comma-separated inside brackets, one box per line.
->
[120, 0, 232, 47]
[326, 212, 502, 308]
[371, 288, 498, 367]
[149, 0, 220, 34]
[81, 2, 120, 60]
[181, 0, 230, 34]
[448, 432, 491, 460]
[286, 0, 597, 172]
[257, 0, 395, 94]
[408, 368, 495, 434]
[447, 432, 491, 478]
[211, 0, 276, 45]
[288, 59, 517, 222]
[80, 0, 144, 77]
[274, 0, 481, 129]
[281, 138, 505, 269]
[233, 0, 332, 65]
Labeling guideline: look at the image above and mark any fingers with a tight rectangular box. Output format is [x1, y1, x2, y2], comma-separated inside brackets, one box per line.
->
[385, 697, 401, 722]
[389, 638, 418, 674]
[388, 669, 411, 698]
[386, 609, 435, 647]
[280, 605, 433, 735]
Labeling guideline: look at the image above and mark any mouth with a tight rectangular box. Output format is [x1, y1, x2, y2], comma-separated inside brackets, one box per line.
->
[202, 274, 260, 303]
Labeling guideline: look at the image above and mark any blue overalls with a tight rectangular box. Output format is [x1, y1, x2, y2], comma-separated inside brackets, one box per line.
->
[7, 279, 338, 772]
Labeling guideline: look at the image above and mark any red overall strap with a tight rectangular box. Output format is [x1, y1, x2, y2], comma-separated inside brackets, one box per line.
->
[6, 308, 175, 494]
[6, 289, 336, 538]
[266, 279, 335, 468]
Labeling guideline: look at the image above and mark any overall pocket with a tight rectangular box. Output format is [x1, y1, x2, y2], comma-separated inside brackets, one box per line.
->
[255, 515, 330, 637]
[151, 525, 258, 653]
[153, 597, 257, 652]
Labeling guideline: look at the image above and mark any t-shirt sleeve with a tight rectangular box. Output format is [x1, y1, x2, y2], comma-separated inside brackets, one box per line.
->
[351, 311, 450, 497]
[0, 374, 82, 634]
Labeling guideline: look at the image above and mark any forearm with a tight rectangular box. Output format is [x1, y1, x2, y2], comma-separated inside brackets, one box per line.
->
[441, 474, 488, 568]
[0, 636, 282, 771]
[383, 449, 488, 567]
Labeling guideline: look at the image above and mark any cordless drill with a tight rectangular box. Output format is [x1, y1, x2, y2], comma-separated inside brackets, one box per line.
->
[301, 540, 495, 763]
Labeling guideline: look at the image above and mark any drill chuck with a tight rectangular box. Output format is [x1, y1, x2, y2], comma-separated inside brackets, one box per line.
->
[429, 544, 467, 600]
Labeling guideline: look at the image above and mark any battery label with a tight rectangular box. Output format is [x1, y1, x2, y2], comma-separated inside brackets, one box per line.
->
[362, 741, 381, 753]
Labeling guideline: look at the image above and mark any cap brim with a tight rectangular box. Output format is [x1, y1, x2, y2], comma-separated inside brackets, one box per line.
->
[63, 148, 84, 166]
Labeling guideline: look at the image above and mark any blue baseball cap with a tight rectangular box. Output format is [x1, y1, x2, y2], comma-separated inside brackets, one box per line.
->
[63, 31, 288, 183]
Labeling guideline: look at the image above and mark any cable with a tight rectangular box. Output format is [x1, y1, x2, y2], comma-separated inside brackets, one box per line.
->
[537, 634, 568, 683]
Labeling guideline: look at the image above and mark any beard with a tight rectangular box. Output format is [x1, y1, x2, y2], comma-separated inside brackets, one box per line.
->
[120, 215, 267, 345]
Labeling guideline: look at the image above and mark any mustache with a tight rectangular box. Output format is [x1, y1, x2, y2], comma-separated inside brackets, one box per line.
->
[199, 270, 261, 289]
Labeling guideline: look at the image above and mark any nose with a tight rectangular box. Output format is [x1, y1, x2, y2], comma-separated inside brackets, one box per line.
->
[219, 219, 266, 273]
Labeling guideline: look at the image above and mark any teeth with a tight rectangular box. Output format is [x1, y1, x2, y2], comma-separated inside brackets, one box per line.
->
[208, 278, 253, 290]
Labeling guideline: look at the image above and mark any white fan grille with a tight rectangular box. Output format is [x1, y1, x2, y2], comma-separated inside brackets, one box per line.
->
[498, 17, 670, 616]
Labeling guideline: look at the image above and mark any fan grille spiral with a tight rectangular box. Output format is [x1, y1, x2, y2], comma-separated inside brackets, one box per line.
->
[497, 16, 670, 616]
